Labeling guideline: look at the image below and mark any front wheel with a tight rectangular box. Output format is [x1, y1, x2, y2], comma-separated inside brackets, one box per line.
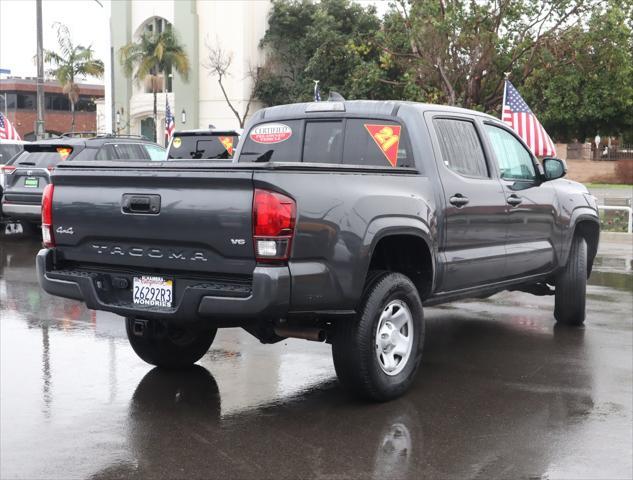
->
[125, 318, 217, 368]
[332, 272, 425, 401]
[554, 235, 588, 326]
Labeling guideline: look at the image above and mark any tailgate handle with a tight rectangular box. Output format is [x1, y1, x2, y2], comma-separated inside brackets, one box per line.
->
[122, 194, 161, 214]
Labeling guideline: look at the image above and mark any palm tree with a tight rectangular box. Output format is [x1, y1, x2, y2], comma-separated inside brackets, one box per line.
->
[119, 29, 189, 142]
[44, 23, 104, 133]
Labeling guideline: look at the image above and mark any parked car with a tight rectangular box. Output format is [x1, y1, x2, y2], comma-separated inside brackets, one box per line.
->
[37, 101, 600, 401]
[0, 139, 27, 222]
[1, 135, 165, 229]
[167, 129, 240, 160]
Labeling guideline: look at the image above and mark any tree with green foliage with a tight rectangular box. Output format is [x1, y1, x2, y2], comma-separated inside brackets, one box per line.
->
[258, 0, 633, 142]
[120, 29, 189, 141]
[256, 0, 381, 105]
[44, 22, 104, 133]
[522, 2, 633, 142]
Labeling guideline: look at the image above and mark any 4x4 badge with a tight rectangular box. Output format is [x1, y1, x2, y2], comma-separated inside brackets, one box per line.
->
[56, 226, 74, 235]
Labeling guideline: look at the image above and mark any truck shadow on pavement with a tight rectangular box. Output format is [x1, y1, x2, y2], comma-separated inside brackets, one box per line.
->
[90, 316, 596, 480]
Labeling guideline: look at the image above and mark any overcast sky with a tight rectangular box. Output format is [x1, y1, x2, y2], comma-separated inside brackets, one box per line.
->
[0, 0, 388, 82]
[0, 0, 110, 81]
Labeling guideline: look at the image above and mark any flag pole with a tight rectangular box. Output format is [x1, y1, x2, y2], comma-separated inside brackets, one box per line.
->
[501, 73, 509, 119]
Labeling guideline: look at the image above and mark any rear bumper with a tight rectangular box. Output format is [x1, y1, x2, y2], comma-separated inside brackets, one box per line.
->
[36, 248, 290, 324]
[1, 201, 41, 220]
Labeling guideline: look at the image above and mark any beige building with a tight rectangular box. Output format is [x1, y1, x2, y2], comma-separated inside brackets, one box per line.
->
[107, 0, 270, 142]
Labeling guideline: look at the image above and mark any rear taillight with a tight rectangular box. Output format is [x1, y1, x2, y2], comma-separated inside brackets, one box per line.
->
[0, 165, 15, 189]
[41, 184, 55, 247]
[253, 188, 296, 263]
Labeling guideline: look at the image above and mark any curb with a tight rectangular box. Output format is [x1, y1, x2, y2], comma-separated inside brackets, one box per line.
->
[600, 232, 633, 242]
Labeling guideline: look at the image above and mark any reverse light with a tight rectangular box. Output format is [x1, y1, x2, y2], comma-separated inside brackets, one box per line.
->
[41, 183, 55, 247]
[253, 188, 296, 263]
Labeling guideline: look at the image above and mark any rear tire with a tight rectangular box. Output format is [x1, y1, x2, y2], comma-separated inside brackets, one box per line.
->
[125, 318, 217, 368]
[554, 235, 587, 326]
[332, 272, 425, 401]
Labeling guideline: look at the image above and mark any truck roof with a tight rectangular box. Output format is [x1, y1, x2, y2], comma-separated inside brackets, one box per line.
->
[256, 100, 500, 122]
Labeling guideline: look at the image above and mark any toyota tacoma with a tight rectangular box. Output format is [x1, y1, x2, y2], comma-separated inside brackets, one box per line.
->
[37, 101, 600, 401]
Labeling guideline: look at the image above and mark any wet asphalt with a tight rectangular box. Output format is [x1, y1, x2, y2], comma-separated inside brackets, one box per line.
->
[1, 235, 632, 480]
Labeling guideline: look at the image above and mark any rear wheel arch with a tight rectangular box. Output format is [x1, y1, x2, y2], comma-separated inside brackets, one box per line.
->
[365, 230, 435, 301]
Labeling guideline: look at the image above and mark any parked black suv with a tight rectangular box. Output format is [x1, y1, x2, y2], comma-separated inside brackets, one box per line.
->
[1, 135, 165, 227]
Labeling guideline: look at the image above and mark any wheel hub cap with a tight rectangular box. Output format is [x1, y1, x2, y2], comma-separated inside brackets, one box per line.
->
[375, 299, 414, 376]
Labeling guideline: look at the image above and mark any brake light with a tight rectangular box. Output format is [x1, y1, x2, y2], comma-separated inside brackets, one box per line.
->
[41, 184, 55, 247]
[0, 165, 16, 174]
[253, 188, 296, 262]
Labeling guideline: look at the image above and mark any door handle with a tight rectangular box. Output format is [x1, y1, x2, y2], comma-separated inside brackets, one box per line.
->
[449, 194, 470, 207]
[507, 194, 522, 206]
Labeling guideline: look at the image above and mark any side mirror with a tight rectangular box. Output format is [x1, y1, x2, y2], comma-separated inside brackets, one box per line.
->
[543, 157, 567, 181]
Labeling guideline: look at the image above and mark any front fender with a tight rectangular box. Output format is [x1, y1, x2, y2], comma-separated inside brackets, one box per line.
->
[559, 207, 600, 269]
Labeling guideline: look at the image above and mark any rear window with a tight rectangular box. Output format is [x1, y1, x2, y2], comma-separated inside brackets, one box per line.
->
[168, 134, 239, 160]
[303, 121, 344, 164]
[0, 144, 23, 165]
[343, 119, 413, 167]
[239, 118, 413, 168]
[13, 149, 72, 168]
[239, 121, 303, 163]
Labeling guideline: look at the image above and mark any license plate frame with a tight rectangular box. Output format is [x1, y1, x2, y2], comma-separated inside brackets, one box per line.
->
[132, 275, 173, 308]
[24, 177, 39, 188]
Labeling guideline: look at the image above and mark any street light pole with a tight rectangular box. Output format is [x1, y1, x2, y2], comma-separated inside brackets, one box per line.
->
[35, 0, 45, 140]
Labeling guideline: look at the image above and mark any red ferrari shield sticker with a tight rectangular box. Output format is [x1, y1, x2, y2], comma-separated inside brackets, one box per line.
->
[218, 136, 234, 155]
[364, 124, 401, 167]
[250, 123, 292, 144]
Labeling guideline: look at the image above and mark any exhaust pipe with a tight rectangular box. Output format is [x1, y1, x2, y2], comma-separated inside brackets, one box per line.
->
[273, 326, 326, 342]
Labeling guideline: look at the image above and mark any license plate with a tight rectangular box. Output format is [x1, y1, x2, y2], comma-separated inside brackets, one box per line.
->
[133, 276, 173, 307]
[24, 177, 39, 188]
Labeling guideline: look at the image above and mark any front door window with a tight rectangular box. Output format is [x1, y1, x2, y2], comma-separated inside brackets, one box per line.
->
[484, 125, 537, 181]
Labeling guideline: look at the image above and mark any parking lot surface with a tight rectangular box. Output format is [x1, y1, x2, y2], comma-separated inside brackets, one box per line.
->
[1, 236, 632, 479]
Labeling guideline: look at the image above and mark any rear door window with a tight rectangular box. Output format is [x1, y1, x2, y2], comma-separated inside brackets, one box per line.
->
[303, 121, 344, 164]
[169, 135, 238, 160]
[239, 120, 302, 163]
[343, 119, 413, 168]
[95, 144, 116, 160]
[113, 143, 148, 160]
[144, 144, 167, 161]
[433, 118, 489, 178]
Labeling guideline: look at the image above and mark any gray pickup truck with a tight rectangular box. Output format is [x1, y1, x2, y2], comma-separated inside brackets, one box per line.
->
[37, 101, 600, 401]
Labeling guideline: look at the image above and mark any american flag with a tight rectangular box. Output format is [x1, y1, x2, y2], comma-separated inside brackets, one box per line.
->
[0, 112, 21, 140]
[165, 97, 175, 145]
[502, 80, 556, 157]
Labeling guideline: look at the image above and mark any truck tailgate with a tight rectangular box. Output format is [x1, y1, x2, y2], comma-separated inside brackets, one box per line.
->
[51, 166, 255, 275]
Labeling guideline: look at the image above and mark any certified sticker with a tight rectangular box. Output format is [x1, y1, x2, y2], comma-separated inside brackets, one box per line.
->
[249, 123, 292, 144]
[172, 137, 182, 149]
